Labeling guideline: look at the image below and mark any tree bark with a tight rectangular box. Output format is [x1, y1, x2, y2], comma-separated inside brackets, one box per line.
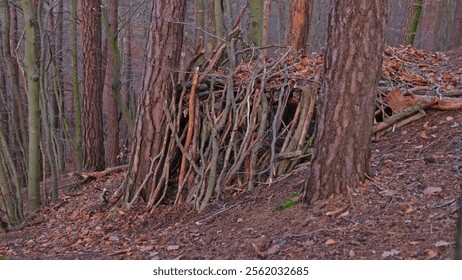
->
[406, 0, 423, 45]
[123, 0, 186, 203]
[80, 0, 105, 172]
[456, 197, 462, 259]
[71, 0, 83, 169]
[249, 0, 263, 46]
[289, 0, 311, 53]
[104, 0, 119, 167]
[21, 0, 42, 212]
[304, 0, 388, 203]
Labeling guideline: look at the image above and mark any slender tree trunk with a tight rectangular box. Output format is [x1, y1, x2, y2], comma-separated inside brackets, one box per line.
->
[214, 0, 224, 40]
[123, 0, 186, 205]
[249, 0, 263, 46]
[1, 0, 28, 188]
[406, 0, 424, 45]
[289, 0, 311, 53]
[262, 0, 271, 57]
[104, 0, 120, 167]
[80, 0, 105, 172]
[304, 0, 388, 203]
[71, 0, 83, 169]
[21, 0, 42, 212]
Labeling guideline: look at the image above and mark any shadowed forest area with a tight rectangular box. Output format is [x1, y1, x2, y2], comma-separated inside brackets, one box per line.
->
[1, 0, 462, 260]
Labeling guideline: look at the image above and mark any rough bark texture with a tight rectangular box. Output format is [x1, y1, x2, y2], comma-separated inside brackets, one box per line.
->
[124, 0, 185, 201]
[71, 0, 83, 169]
[289, 0, 311, 53]
[304, 0, 388, 203]
[104, 0, 119, 167]
[80, 0, 105, 172]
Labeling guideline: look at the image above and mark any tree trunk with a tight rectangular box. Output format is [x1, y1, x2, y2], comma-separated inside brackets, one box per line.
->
[406, 0, 423, 45]
[80, 0, 105, 172]
[21, 0, 42, 212]
[289, 0, 311, 53]
[104, 0, 119, 167]
[249, 0, 263, 46]
[304, 0, 388, 203]
[71, 0, 83, 169]
[123, 0, 186, 204]
[262, 0, 271, 57]
[456, 198, 462, 259]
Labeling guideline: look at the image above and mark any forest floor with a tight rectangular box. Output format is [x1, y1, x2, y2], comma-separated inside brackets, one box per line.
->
[0, 109, 460, 260]
[1, 48, 462, 260]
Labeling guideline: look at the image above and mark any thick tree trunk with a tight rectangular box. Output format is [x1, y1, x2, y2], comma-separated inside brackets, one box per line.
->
[289, 0, 311, 53]
[80, 0, 105, 172]
[304, 0, 388, 203]
[124, 0, 185, 204]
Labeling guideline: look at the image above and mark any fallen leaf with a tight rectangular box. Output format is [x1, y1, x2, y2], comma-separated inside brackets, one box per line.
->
[427, 249, 438, 258]
[423, 121, 430, 128]
[423, 187, 442, 195]
[108, 235, 119, 241]
[349, 249, 356, 257]
[301, 239, 315, 247]
[237, 218, 244, 223]
[405, 206, 414, 214]
[446, 116, 454, 121]
[325, 239, 336, 246]
[382, 249, 400, 258]
[419, 131, 429, 139]
[434, 241, 450, 247]
[139, 245, 154, 252]
[267, 245, 281, 255]
[167, 245, 180, 251]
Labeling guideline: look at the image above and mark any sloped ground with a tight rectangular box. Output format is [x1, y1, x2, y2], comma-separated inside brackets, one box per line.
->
[2, 46, 462, 259]
[0, 110, 461, 260]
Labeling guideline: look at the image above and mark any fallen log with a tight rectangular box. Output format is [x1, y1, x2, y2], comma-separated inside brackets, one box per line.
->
[373, 98, 437, 134]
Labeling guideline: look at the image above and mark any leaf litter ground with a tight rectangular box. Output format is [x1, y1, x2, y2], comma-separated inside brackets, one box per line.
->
[1, 48, 462, 259]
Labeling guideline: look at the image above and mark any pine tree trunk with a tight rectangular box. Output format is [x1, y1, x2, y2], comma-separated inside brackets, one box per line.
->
[304, 0, 388, 203]
[124, 0, 186, 204]
[289, 0, 311, 53]
[80, 0, 105, 172]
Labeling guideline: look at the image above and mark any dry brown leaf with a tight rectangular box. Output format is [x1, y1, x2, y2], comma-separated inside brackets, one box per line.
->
[382, 249, 400, 258]
[434, 240, 450, 247]
[423, 187, 442, 195]
[167, 245, 180, 251]
[325, 239, 336, 246]
[427, 249, 438, 259]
